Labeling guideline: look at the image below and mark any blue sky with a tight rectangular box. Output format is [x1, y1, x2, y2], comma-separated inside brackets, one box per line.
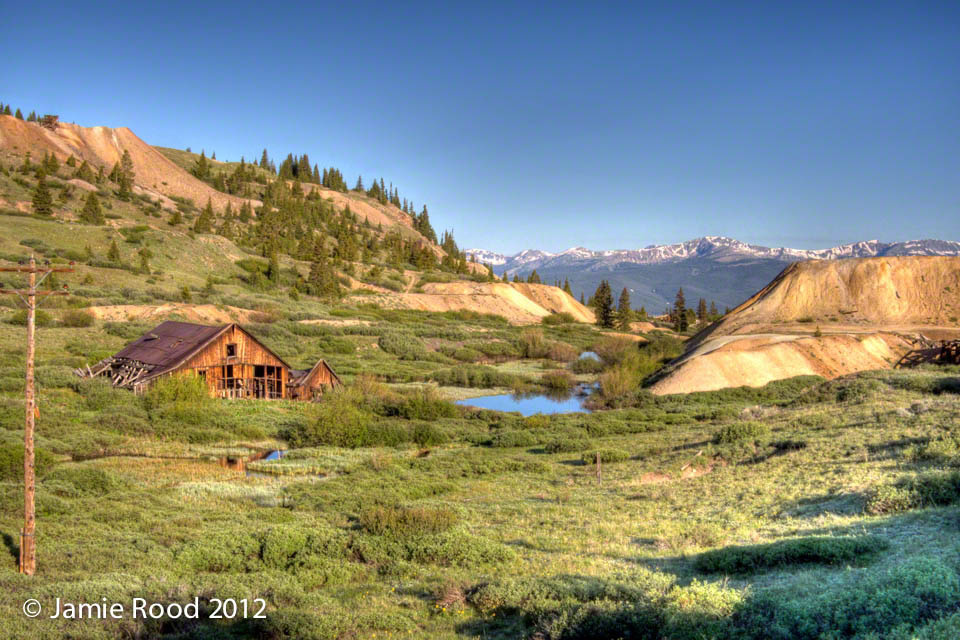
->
[3, 1, 958, 253]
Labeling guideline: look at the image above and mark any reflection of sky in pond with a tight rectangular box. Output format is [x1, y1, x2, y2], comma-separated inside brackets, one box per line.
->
[456, 392, 592, 416]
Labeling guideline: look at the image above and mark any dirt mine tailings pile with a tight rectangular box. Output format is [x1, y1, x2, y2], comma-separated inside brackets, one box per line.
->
[364, 281, 596, 325]
[651, 256, 960, 395]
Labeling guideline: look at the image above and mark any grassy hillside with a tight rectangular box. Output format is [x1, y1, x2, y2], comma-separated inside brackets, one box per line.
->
[1, 134, 959, 640]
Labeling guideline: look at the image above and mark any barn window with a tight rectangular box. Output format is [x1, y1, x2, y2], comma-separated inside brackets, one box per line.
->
[226, 344, 237, 357]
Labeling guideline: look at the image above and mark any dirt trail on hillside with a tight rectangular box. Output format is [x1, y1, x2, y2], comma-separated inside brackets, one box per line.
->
[87, 304, 255, 324]
[358, 282, 595, 325]
[651, 257, 960, 395]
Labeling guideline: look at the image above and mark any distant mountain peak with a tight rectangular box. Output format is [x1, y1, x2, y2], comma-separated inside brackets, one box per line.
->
[466, 237, 960, 274]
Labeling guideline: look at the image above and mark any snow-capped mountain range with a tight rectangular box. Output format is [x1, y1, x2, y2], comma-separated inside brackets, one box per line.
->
[467, 237, 960, 275]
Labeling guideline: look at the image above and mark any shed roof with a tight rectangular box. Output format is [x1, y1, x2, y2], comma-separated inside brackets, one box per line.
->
[113, 321, 230, 378]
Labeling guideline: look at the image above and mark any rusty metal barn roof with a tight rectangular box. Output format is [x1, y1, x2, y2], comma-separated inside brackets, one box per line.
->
[113, 321, 229, 377]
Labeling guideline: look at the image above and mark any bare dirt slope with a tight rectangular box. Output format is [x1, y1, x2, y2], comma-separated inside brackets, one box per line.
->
[87, 304, 255, 324]
[0, 115, 257, 212]
[650, 332, 913, 394]
[695, 256, 960, 344]
[360, 282, 595, 325]
[652, 257, 960, 395]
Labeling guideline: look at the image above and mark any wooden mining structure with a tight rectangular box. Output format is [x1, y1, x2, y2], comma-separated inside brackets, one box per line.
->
[896, 337, 960, 368]
[76, 321, 341, 401]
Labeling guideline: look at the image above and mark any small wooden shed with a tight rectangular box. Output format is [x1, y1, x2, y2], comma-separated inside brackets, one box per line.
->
[76, 321, 342, 400]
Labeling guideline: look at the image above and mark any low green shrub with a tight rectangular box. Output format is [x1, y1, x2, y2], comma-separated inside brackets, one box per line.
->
[378, 332, 428, 360]
[694, 535, 889, 575]
[59, 309, 95, 328]
[580, 448, 631, 465]
[44, 466, 126, 497]
[517, 328, 550, 358]
[142, 372, 209, 411]
[397, 388, 458, 420]
[542, 312, 576, 325]
[592, 335, 637, 364]
[0, 443, 56, 481]
[545, 435, 591, 454]
[547, 341, 579, 362]
[429, 364, 520, 388]
[865, 470, 960, 515]
[411, 422, 448, 447]
[357, 506, 458, 538]
[541, 370, 575, 391]
[451, 346, 483, 362]
[571, 356, 605, 374]
[732, 557, 960, 640]
[491, 430, 539, 448]
[713, 421, 770, 445]
[5, 308, 53, 327]
[281, 391, 374, 448]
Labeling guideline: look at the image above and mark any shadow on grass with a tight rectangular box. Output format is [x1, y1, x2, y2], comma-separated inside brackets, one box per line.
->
[779, 491, 865, 518]
[2, 531, 18, 565]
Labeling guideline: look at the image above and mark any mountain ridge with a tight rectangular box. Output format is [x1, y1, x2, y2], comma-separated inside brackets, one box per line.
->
[467, 236, 960, 313]
[467, 236, 960, 273]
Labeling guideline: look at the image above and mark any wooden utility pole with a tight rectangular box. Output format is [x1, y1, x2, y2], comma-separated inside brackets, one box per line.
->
[0, 256, 72, 575]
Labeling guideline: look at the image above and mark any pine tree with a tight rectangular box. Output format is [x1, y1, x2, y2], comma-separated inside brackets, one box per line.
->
[616, 287, 632, 330]
[203, 275, 216, 297]
[121, 149, 135, 183]
[117, 173, 132, 201]
[27, 111, 37, 122]
[73, 160, 95, 182]
[168, 209, 183, 226]
[354, 175, 364, 191]
[31, 173, 53, 215]
[43, 152, 59, 174]
[260, 149, 270, 169]
[709, 301, 718, 320]
[137, 247, 153, 274]
[15, 108, 23, 120]
[526, 269, 542, 284]
[79, 192, 104, 225]
[267, 252, 280, 283]
[513, 274, 521, 283]
[1, 105, 10, 115]
[238, 201, 253, 223]
[192, 151, 210, 180]
[563, 277, 573, 295]
[108, 239, 121, 263]
[66, 155, 76, 167]
[193, 198, 215, 233]
[580, 292, 585, 305]
[697, 298, 707, 324]
[638, 306, 648, 321]
[593, 280, 615, 328]
[673, 288, 688, 332]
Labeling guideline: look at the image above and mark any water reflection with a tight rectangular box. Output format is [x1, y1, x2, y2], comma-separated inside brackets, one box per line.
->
[219, 449, 286, 473]
[456, 384, 594, 416]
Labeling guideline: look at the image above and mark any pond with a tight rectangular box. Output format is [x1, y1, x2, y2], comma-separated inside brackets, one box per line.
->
[456, 385, 595, 416]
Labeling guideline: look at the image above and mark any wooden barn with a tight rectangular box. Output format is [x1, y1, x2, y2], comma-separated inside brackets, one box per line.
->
[76, 321, 342, 400]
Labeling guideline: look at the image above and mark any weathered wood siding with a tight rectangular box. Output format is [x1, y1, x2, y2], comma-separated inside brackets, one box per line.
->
[181, 326, 287, 399]
[289, 361, 340, 400]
